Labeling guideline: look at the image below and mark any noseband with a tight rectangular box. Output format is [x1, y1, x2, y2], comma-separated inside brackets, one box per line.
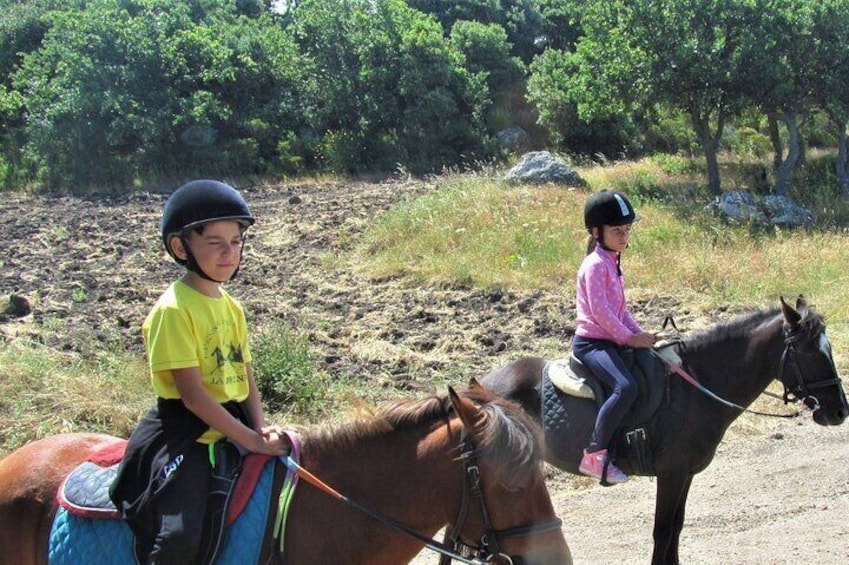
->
[439, 434, 563, 565]
[779, 326, 844, 411]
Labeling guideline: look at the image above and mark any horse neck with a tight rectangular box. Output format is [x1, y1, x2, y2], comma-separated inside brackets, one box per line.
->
[686, 311, 786, 405]
[289, 419, 463, 562]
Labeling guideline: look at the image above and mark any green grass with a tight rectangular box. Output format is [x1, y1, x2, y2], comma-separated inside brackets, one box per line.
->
[359, 176, 586, 289]
[356, 159, 849, 320]
[252, 321, 327, 415]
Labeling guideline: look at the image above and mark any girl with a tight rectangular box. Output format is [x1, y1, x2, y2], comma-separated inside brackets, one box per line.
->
[573, 190, 656, 485]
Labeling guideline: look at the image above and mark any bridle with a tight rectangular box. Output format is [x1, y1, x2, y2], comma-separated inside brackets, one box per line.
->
[439, 433, 564, 565]
[778, 325, 845, 412]
[280, 426, 563, 565]
[656, 318, 846, 418]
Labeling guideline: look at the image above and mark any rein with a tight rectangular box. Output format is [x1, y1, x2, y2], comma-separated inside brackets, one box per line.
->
[279, 430, 561, 565]
[652, 348, 797, 418]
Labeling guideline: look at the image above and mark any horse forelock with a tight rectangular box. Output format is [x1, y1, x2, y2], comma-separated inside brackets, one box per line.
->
[794, 305, 825, 338]
[474, 400, 545, 489]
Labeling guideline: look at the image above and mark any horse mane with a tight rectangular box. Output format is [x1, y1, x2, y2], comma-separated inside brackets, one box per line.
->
[302, 386, 544, 489]
[685, 303, 824, 352]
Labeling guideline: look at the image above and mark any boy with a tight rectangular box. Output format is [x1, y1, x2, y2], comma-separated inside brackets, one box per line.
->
[110, 179, 290, 564]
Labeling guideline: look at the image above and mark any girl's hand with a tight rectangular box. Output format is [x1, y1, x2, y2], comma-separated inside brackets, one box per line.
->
[627, 331, 657, 349]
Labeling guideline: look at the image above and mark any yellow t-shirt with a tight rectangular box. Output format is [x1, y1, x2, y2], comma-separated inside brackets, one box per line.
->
[142, 280, 253, 443]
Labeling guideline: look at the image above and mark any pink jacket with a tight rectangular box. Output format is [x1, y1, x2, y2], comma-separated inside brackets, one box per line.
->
[575, 245, 642, 345]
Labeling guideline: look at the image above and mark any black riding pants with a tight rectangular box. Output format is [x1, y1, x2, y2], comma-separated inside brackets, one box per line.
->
[148, 441, 210, 565]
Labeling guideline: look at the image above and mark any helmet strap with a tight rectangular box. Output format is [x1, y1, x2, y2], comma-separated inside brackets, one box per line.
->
[593, 232, 623, 276]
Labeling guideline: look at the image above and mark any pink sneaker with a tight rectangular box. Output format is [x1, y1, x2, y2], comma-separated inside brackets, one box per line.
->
[579, 448, 628, 485]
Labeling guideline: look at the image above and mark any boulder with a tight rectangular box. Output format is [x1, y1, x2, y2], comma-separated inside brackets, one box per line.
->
[706, 191, 814, 228]
[504, 151, 586, 187]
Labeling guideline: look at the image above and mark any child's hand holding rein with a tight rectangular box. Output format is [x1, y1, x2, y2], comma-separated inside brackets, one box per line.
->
[250, 425, 292, 456]
[627, 331, 657, 349]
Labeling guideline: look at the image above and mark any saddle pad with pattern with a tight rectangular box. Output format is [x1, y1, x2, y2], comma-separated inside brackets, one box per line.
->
[541, 369, 586, 464]
[58, 461, 122, 519]
[59, 442, 272, 527]
[49, 456, 275, 564]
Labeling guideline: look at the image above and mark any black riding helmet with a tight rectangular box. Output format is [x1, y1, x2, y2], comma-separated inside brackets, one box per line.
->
[161, 179, 255, 282]
[584, 190, 640, 231]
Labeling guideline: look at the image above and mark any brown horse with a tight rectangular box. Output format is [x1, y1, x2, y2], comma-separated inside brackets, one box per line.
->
[481, 296, 848, 565]
[0, 382, 571, 565]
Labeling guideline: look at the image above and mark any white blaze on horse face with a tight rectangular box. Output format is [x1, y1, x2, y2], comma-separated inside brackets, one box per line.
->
[819, 332, 832, 359]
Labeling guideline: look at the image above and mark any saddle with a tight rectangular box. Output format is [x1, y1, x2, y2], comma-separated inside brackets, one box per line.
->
[547, 343, 675, 424]
[543, 341, 681, 476]
[51, 441, 280, 565]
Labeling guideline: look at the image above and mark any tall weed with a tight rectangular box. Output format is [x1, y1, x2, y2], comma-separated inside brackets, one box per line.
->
[252, 321, 326, 415]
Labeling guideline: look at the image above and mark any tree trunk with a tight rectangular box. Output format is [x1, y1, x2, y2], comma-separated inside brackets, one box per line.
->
[692, 111, 723, 195]
[838, 121, 849, 197]
[767, 112, 783, 170]
[774, 110, 801, 196]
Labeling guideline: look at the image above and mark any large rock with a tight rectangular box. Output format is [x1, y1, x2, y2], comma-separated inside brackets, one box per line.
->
[706, 191, 814, 228]
[496, 126, 531, 152]
[504, 151, 586, 187]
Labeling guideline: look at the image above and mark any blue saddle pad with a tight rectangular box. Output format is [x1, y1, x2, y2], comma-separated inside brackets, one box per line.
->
[48, 458, 275, 564]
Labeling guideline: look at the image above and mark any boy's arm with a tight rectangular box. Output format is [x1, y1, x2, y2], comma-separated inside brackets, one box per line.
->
[172, 367, 287, 455]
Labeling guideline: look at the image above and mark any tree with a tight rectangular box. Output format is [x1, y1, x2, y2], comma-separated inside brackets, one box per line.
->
[449, 20, 526, 131]
[291, 0, 488, 174]
[13, 0, 307, 188]
[407, 0, 546, 63]
[535, 0, 583, 52]
[564, 0, 765, 195]
[738, 0, 820, 196]
[527, 48, 638, 156]
[807, 0, 849, 196]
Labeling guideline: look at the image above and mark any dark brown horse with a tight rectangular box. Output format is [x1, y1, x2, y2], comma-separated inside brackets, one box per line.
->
[481, 296, 848, 565]
[0, 383, 571, 564]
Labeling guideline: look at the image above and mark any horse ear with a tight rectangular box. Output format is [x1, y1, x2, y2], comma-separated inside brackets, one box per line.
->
[448, 386, 482, 434]
[467, 377, 483, 390]
[781, 295, 802, 326]
[795, 294, 809, 314]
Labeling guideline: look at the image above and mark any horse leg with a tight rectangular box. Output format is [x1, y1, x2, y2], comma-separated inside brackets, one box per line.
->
[652, 472, 694, 565]
[0, 489, 52, 565]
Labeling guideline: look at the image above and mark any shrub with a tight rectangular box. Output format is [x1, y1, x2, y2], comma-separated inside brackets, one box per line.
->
[252, 321, 324, 414]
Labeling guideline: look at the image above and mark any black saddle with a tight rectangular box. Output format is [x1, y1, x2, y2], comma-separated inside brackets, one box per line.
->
[568, 347, 668, 425]
[542, 346, 672, 477]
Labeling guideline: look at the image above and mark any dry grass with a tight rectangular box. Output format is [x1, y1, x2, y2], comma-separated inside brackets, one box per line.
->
[0, 337, 149, 454]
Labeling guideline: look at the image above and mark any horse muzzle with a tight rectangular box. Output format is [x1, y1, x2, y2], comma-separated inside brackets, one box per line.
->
[812, 405, 848, 426]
